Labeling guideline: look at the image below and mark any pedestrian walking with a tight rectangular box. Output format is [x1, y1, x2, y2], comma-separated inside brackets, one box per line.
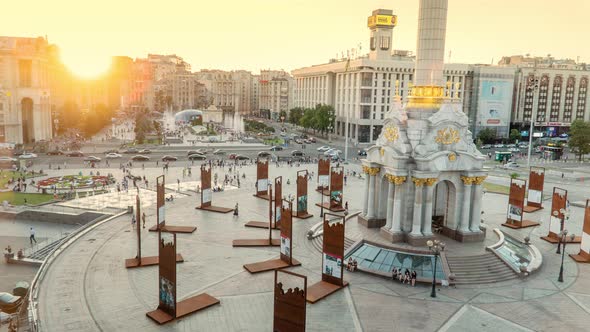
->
[233, 203, 239, 217]
[29, 227, 37, 244]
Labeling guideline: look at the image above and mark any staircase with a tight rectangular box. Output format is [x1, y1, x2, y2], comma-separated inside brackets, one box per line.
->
[311, 236, 356, 253]
[27, 238, 65, 262]
[446, 253, 518, 285]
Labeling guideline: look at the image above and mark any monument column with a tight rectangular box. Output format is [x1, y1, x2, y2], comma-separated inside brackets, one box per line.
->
[410, 178, 426, 236]
[459, 176, 473, 232]
[366, 167, 380, 219]
[362, 166, 370, 215]
[384, 175, 395, 229]
[469, 176, 486, 232]
[391, 177, 406, 232]
[421, 178, 437, 236]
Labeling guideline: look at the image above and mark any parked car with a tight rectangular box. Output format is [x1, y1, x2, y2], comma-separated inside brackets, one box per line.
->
[131, 155, 150, 161]
[104, 149, 119, 154]
[213, 149, 226, 155]
[291, 150, 304, 157]
[228, 153, 238, 160]
[508, 148, 520, 153]
[308, 137, 316, 143]
[162, 155, 178, 162]
[123, 148, 139, 154]
[19, 153, 38, 159]
[46, 150, 64, 156]
[105, 153, 122, 159]
[235, 155, 250, 160]
[188, 154, 207, 160]
[481, 144, 492, 149]
[138, 149, 151, 154]
[269, 146, 283, 151]
[258, 151, 272, 157]
[503, 162, 520, 169]
[317, 146, 331, 152]
[325, 148, 342, 155]
[84, 156, 102, 162]
[0, 156, 17, 162]
[196, 148, 208, 154]
[294, 138, 304, 144]
[493, 144, 505, 148]
[67, 151, 84, 157]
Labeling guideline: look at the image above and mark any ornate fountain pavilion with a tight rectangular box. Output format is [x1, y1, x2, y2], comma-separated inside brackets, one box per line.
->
[358, 90, 488, 246]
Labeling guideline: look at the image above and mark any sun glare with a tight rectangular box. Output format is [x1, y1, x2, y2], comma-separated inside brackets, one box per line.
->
[62, 52, 112, 79]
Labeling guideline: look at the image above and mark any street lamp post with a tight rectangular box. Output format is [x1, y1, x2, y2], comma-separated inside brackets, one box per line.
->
[427, 239, 445, 298]
[555, 208, 570, 254]
[558, 230, 575, 282]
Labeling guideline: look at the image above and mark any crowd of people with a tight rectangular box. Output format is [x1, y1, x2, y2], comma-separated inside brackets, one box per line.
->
[392, 268, 418, 286]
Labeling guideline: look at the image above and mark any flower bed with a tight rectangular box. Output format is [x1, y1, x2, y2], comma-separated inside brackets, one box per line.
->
[37, 175, 114, 190]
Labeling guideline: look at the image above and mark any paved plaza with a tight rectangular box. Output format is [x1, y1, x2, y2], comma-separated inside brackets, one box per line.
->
[29, 162, 590, 332]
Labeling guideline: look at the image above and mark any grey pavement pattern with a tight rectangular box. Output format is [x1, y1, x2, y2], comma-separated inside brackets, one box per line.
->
[35, 163, 590, 331]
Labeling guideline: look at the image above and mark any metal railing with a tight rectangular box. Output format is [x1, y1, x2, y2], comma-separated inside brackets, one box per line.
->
[24, 211, 127, 332]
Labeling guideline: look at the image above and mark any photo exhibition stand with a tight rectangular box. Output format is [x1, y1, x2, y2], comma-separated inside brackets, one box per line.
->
[570, 200, 590, 263]
[253, 157, 271, 200]
[523, 166, 545, 213]
[316, 157, 330, 196]
[306, 213, 349, 303]
[541, 187, 581, 244]
[146, 232, 219, 324]
[243, 199, 301, 273]
[245, 176, 282, 229]
[196, 162, 234, 213]
[234, 183, 280, 246]
[125, 195, 184, 268]
[501, 178, 540, 229]
[315, 166, 345, 212]
[149, 175, 196, 234]
[295, 170, 313, 219]
[273, 270, 307, 332]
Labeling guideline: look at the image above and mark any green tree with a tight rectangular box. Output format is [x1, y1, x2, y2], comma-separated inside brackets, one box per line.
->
[134, 109, 153, 144]
[57, 100, 81, 135]
[288, 107, 304, 125]
[568, 120, 590, 161]
[477, 128, 496, 144]
[299, 108, 315, 132]
[509, 129, 521, 143]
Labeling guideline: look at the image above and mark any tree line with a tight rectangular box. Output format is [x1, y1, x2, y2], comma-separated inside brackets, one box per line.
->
[287, 104, 335, 135]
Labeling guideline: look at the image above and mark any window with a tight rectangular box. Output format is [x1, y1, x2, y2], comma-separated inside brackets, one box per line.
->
[19, 60, 32, 87]
[380, 36, 390, 50]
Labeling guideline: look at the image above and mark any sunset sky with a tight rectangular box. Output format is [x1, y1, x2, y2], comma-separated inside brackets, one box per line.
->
[4, 0, 588, 77]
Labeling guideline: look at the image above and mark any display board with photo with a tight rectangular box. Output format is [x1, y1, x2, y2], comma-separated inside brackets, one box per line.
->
[508, 204, 523, 221]
[528, 189, 542, 204]
[202, 188, 212, 204]
[159, 276, 176, 315]
[280, 234, 291, 258]
[297, 195, 307, 212]
[257, 179, 268, 192]
[323, 253, 342, 278]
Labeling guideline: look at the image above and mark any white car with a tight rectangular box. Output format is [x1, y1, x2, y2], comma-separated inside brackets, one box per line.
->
[503, 162, 520, 169]
[317, 146, 331, 152]
[19, 153, 37, 159]
[0, 156, 17, 162]
[325, 148, 342, 154]
[105, 153, 122, 159]
[324, 150, 341, 157]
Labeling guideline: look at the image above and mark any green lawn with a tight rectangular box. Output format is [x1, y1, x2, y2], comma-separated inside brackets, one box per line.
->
[0, 192, 54, 206]
[0, 171, 45, 190]
[483, 182, 510, 195]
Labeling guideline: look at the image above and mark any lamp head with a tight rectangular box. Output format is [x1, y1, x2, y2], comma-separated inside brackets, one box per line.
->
[426, 240, 434, 247]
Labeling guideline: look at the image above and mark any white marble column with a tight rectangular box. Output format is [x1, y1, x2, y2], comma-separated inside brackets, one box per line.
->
[391, 182, 404, 232]
[362, 169, 370, 215]
[366, 173, 376, 219]
[470, 181, 484, 232]
[422, 180, 436, 236]
[459, 181, 472, 232]
[411, 179, 424, 236]
[377, 177, 388, 219]
[384, 180, 395, 229]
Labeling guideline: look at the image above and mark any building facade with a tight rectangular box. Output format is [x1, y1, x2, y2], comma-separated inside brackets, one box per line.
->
[258, 70, 293, 119]
[0, 36, 56, 143]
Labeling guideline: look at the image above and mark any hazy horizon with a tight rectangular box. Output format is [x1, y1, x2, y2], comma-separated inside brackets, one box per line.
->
[5, 0, 589, 77]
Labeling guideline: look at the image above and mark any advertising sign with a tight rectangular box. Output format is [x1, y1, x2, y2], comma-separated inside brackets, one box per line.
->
[317, 158, 330, 190]
[256, 158, 269, 196]
[478, 80, 513, 127]
[527, 167, 545, 208]
[158, 232, 176, 318]
[200, 164, 212, 207]
[321, 214, 345, 286]
[367, 14, 397, 28]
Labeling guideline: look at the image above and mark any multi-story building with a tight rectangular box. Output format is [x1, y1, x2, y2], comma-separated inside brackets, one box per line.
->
[250, 75, 260, 116]
[0, 36, 56, 143]
[153, 71, 207, 111]
[258, 70, 293, 120]
[292, 10, 471, 143]
[507, 56, 590, 137]
[194, 69, 254, 114]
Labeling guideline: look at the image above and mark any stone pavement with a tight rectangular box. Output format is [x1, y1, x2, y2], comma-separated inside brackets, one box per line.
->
[35, 163, 590, 331]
